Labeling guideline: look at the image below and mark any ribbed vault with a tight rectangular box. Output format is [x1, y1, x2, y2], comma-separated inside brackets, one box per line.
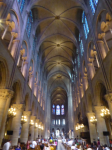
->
[32, 0, 83, 103]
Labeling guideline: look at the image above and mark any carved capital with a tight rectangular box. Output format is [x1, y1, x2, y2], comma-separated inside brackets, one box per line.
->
[87, 112, 95, 119]
[35, 119, 39, 123]
[94, 106, 105, 114]
[98, 33, 105, 40]
[23, 111, 31, 117]
[20, 49, 25, 56]
[11, 32, 18, 38]
[12, 104, 24, 111]
[104, 93, 112, 103]
[30, 116, 36, 121]
[0, 89, 14, 100]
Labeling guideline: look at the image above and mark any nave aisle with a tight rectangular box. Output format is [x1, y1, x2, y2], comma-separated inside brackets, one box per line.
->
[57, 140, 66, 150]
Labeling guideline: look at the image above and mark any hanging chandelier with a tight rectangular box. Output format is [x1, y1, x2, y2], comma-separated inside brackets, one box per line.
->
[8, 108, 16, 117]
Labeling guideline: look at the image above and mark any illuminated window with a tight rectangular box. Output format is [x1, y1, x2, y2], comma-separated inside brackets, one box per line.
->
[62, 119, 65, 125]
[75, 67, 77, 78]
[80, 40, 84, 56]
[56, 120, 57, 125]
[77, 55, 80, 68]
[82, 11, 89, 39]
[26, 10, 33, 38]
[58, 119, 60, 125]
[56, 105, 60, 115]
[89, 0, 99, 15]
[61, 105, 64, 115]
[52, 119, 55, 125]
[52, 105, 55, 115]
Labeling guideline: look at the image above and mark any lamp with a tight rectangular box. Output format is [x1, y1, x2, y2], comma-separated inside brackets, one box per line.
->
[30, 120, 34, 125]
[75, 123, 84, 131]
[41, 126, 44, 130]
[35, 123, 38, 128]
[90, 116, 97, 124]
[8, 108, 16, 117]
[100, 107, 110, 118]
[21, 115, 27, 124]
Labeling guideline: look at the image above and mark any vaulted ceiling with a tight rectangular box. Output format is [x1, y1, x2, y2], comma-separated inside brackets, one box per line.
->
[32, 0, 83, 104]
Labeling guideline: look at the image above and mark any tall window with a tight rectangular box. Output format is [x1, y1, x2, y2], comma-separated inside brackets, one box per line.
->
[52, 119, 55, 125]
[56, 105, 60, 115]
[56, 120, 57, 125]
[62, 119, 65, 125]
[52, 105, 55, 115]
[58, 119, 60, 125]
[77, 55, 80, 68]
[75, 67, 77, 78]
[89, 0, 99, 15]
[61, 105, 64, 115]
[26, 10, 33, 38]
[20, 0, 25, 13]
[80, 40, 84, 56]
[82, 11, 89, 39]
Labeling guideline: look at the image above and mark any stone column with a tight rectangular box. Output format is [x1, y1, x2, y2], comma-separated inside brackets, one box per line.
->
[11, 104, 24, 146]
[34, 119, 39, 140]
[20, 111, 31, 143]
[44, 95, 50, 139]
[29, 74, 34, 89]
[10, 39, 19, 58]
[0, 89, 13, 128]
[87, 113, 97, 142]
[68, 83, 74, 138]
[0, 89, 13, 146]
[38, 90, 40, 103]
[29, 116, 36, 141]
[104, 93, 112, 118]
[97, 40, 106, 59]
[22, 61, 28, 78]
[2, 25, 9, 40]
[94, 106, 109, 145]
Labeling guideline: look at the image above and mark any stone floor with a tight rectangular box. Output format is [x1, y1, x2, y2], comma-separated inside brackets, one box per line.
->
[57, 140, 66, 150]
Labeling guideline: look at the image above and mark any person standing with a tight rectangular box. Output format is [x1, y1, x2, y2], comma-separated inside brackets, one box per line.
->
[3, 140, 11, 150]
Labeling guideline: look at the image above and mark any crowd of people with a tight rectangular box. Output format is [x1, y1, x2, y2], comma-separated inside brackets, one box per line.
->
[2, 139, 58, 150]
[62, 138, 111, 150]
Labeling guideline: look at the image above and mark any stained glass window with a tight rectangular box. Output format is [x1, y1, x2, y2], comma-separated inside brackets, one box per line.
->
[26, 10, 33, 38]
[52, 105, 55, 115]
[75, 67, 77, 78]
[89, 0, 99, 15]
[76, 48, 78, 54]
[77, 55, 80, 68]
[82, 11, 89, 39]
[80, 40, 84, 56]
[61, 105, 64, 115]
[20, 0, 25, 13]
[56, 105, 60, 115]
[17, 0, 21, 3]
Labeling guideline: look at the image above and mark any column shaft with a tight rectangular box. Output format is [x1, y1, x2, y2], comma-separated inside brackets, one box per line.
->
[20, 111, 31, 143]
[11, 104, 23, 146]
